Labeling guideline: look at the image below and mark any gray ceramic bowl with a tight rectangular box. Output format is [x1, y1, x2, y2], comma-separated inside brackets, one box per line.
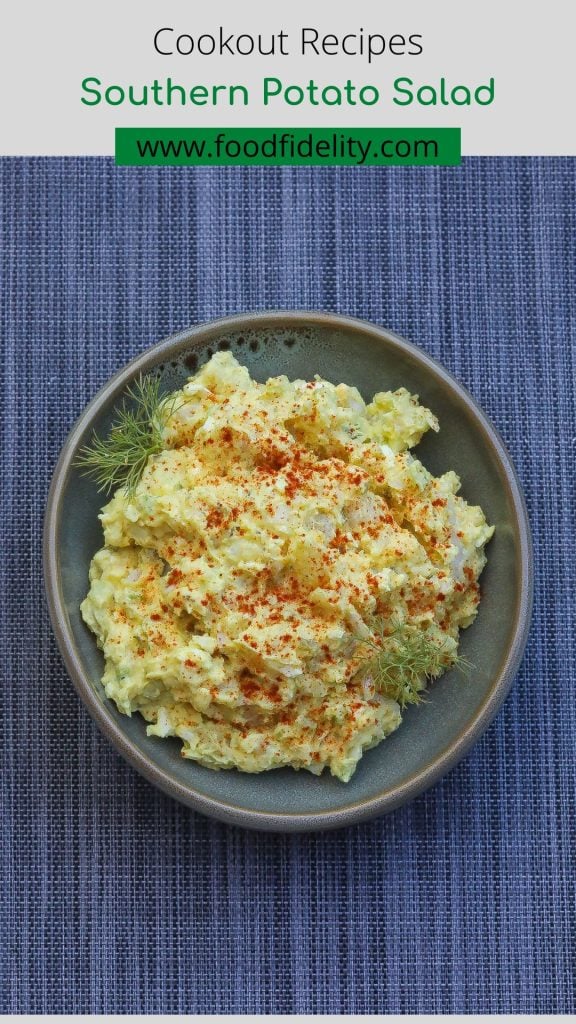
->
[44, 312, 532, 831]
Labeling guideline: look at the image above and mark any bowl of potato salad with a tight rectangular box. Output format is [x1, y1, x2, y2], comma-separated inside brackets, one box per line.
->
[44, 312, 532, 831]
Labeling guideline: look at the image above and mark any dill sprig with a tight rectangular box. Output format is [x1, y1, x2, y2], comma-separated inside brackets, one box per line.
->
[355, 616, 471, 708]
[76, 374, 183, 496]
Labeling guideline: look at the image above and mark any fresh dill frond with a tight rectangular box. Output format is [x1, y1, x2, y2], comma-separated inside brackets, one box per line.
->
[75, 374, 183, 496]
[355, 616, 471, 709]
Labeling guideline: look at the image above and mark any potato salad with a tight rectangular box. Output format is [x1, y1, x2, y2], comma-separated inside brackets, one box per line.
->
[81, 352, 493, 781]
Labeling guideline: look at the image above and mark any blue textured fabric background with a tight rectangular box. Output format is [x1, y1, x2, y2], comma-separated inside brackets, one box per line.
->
[1, 158, 575, 1014]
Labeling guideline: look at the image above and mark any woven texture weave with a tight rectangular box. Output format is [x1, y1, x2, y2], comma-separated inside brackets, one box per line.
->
[1, 158, 574, 1013]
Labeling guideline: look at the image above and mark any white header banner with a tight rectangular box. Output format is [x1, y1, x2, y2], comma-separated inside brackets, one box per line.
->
[1, 0, 574, 156]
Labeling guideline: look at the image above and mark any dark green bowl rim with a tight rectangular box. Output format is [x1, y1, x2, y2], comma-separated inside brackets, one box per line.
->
[43, 311, 533, 832]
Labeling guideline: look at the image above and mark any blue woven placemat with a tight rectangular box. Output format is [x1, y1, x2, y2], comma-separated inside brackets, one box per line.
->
[1, 158, 574, 1014]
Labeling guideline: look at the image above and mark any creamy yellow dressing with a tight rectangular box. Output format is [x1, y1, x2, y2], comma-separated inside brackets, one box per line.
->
[81, 352, 493, 781]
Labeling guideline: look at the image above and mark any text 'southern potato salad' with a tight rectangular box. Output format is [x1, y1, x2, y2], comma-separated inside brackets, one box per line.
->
[82, 353, 493, 781]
